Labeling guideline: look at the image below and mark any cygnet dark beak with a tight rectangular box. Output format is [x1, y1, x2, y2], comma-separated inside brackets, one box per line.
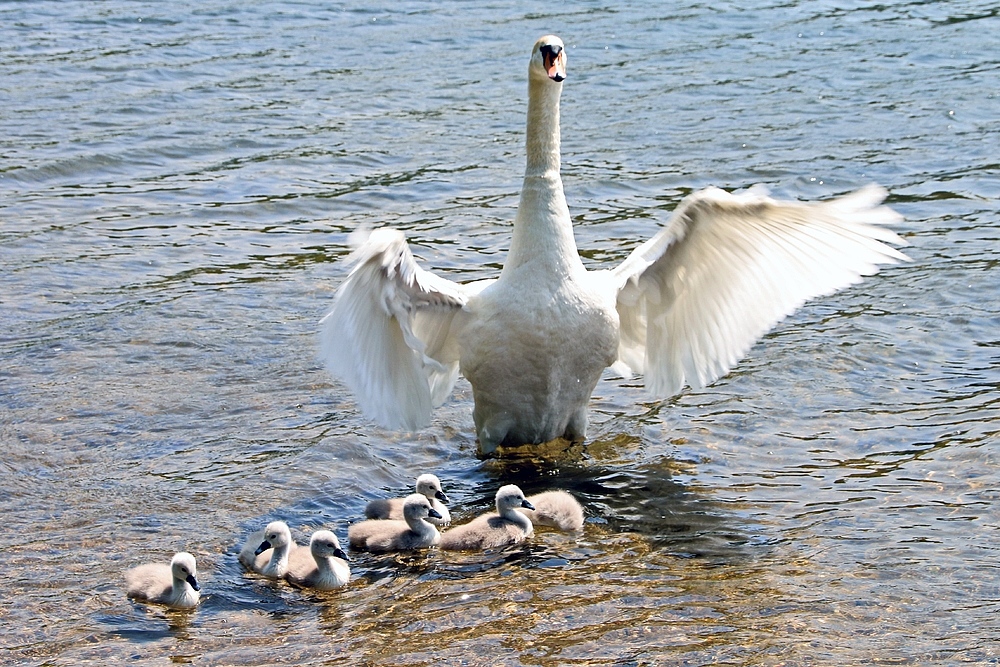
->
[254, 540, 272, 556]
[186, 574, 200, 592]
[428, 507, 443, 520]
[521, 499, 535, 510]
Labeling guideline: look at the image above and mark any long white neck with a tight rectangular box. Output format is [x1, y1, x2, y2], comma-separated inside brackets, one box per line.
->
[525, 73, 562, 177]
[502, 73, 583, 279]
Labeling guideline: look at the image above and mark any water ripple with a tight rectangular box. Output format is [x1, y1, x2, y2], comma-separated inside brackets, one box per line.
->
[3, 0, 1000, 664]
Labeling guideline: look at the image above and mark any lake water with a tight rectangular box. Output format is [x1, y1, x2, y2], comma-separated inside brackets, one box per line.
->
[3, 1, 999, 665]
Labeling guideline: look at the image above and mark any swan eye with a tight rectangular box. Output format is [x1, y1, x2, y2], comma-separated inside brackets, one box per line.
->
[540, 44, 562, 59]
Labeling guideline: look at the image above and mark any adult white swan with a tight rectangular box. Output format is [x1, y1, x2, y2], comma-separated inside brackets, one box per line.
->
[319, 35, 909, 456]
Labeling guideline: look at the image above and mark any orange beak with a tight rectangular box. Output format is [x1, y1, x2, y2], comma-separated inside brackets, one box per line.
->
[542, 46, 566, 82]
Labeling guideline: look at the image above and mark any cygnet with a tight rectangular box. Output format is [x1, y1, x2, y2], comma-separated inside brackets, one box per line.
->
[365, 473, 451, 525]
[517, 490, 585, 532]
[125, 551, 201, 609]
[349, 494, 442, 552]
[239, 520, 298, 578]
[440, 484, 535, 551]
[285, 530, 351, 590]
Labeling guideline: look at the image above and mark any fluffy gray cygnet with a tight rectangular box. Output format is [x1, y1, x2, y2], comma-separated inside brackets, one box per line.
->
[349, 494, 442, 552]
[239, 520, 299, 578]
[284, 530, 351, 590]
[365, 473, 451, 525]
[440, 484, 535, 551]
[516, 490, 585, 532]
[125, 551, 201, 609]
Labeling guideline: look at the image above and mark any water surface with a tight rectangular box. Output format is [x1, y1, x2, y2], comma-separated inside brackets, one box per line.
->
[3, 1, 1000, 665]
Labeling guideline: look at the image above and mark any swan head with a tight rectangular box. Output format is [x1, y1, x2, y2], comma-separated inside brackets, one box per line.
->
[310, 530, 349, 561]
[402, 493, 443, 522]
[170, 552, 200, 591]
[415, 473, 449, 504]
[255, 520, 292, 555]
[530, 35, 566, 83]
[495, 484, 535, 513]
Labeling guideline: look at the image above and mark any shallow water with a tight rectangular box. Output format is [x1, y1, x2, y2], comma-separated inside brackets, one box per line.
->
[2, 1, 999, 665]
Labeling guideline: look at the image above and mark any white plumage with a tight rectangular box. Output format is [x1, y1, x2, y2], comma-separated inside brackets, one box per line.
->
[319, 35, 909, 456]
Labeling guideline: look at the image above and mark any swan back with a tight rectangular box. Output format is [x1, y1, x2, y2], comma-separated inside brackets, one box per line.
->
[517, 490, 585, 532]
[125, 551, 201, 609]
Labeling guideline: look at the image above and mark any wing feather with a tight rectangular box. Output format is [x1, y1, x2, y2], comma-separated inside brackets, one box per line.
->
[319, 228, 489, 430]
[611, 185, 910, 396]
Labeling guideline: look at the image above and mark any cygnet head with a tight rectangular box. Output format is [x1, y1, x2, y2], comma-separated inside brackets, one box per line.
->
[310, 530, 348, 561]
[402, 493, 443, 523]
[415, 474, 449, 504]
[171, 552, 200, 591]
[496, 484, 535, 514]
[530, 35, 566, 83]
[255, 521, 292, 556]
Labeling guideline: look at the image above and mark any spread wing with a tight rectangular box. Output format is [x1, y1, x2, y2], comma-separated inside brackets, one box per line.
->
[319, 228, 493, 431]
[610, 184, 910, 396]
